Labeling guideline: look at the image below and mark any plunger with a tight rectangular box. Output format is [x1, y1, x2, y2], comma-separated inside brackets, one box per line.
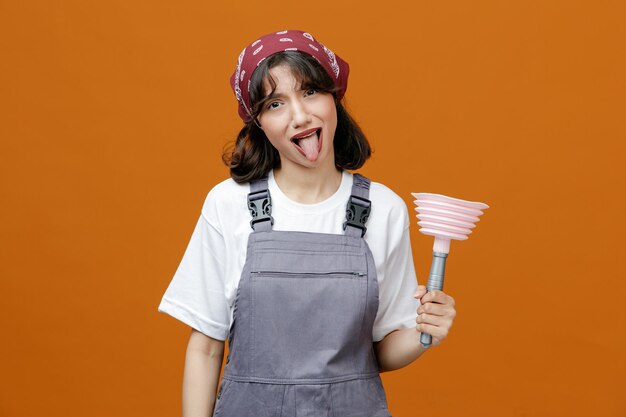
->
[411, 193, 489, 348]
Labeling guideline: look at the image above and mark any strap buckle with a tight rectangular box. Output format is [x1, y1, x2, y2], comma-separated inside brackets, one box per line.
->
[247, 190, 274, 230]
[343, 195, 371, 237]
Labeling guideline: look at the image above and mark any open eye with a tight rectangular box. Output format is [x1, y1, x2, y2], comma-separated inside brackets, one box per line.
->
[266, 101, 281, 110]
[304, 88, 317, 97]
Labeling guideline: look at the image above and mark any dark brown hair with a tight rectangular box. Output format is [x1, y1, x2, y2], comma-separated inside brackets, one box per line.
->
[222, 51, 371, 183]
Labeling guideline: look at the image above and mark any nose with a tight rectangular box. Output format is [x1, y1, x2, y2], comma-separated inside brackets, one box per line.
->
[290, 99, 312, 129]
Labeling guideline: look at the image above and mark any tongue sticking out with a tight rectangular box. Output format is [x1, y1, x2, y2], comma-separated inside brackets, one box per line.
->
[297, 133, 320, 161]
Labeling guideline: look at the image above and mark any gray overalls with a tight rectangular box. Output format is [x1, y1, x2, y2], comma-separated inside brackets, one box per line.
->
[213, 173, 392, 417]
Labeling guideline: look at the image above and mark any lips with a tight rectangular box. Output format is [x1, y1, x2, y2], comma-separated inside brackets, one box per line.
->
[291, 128, 320, 143]
[291, 128, 322, 161]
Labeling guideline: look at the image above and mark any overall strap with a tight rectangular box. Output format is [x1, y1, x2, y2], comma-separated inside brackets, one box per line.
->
[343, 173, 372, 238]
[247, 176, 274, 232]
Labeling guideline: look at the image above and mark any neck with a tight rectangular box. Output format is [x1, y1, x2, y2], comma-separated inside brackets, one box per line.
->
[273, 164, 343, 204]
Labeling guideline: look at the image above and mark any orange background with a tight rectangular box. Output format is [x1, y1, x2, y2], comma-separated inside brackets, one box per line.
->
[1, 1, 624, 416]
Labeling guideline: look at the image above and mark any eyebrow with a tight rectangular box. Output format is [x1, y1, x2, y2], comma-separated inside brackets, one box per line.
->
[264, 91, 285, 101]
[263, 85, 311, 101]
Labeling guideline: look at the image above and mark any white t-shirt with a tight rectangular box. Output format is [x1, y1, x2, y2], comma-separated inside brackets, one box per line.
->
[158, 169, 420, 342]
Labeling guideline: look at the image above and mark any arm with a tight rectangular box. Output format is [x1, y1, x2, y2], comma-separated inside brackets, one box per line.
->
[182, 329, 225, 417]
[374, 328, 428, 373]
[374, 287, 456, 372]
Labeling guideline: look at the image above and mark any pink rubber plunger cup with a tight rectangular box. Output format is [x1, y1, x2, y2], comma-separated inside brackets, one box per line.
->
[412, 193, 489, 348]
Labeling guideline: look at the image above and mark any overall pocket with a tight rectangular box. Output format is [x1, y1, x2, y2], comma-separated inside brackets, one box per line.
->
[250, 269, 368, 380]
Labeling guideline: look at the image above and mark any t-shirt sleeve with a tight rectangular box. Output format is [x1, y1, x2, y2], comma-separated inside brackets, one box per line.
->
[372, 202, 420, 342]
[157, 207, 231, 341]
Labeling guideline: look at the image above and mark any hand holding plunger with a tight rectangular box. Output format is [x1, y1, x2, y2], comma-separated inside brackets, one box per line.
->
[411, 193, 489, 348]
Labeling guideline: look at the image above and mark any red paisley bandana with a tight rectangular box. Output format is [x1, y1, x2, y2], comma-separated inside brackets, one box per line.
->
[230, 30, 349, 121]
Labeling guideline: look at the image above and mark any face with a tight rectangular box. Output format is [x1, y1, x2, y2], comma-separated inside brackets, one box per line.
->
[256, 64, 337, 172]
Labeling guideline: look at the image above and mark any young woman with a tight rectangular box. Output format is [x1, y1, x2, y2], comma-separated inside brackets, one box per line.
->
[158, 30, 456, 417]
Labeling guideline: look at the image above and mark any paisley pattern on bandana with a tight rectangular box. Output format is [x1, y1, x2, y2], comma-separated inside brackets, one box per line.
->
[229, 30, 349, 121]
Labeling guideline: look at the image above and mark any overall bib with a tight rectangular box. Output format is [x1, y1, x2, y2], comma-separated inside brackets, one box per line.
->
[213, 174, 392, 417]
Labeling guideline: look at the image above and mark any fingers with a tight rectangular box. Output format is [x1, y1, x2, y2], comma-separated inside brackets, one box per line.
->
[420, 290, 455, 307]
[413, 285, 427, 299]
[416, 310, 453, 334]
[415, 290, 456, 317]
[417, 301, 456, 317]
[415, 322, 449, 343]
[414, 289, 456, 346]
[415, 312, 449, 327]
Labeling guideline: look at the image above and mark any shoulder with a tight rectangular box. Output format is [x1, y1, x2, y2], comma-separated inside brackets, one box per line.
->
[201, 177, 250, 227]
[358, 176, 413, 261]
[206, 177, 250, 199]
[367, 177, 410, 228]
